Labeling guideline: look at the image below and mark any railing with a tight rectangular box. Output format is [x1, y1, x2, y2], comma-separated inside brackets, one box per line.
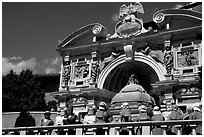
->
[2, 120, 201, 135]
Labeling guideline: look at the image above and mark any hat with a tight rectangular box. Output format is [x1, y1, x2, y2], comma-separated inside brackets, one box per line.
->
[194, 103, 201, 111]
[153, 106, 161, 115]
[99, 106, 105, 110]
[44, 111, 51, 115]
[194, 103, 200, 107]
[153, 106, 160, 111]
[138, 105, 147, 112]
[99, 102, 107, 107]
[194, 107, 200, 111]
[160, 108, 166, 112]
[121, 102, 129, 108]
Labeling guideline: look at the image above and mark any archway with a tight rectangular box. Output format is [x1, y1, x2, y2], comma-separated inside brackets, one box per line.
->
[98, 53, 166, 93]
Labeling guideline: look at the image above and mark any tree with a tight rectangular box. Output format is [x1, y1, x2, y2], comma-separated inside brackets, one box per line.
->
[47, 100, 58, 111]
[2, 69, 47, 112]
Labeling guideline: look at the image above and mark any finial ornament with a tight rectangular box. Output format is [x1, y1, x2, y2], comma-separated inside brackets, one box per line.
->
[119, 2, 144, 18]
[127, 74, 139, 85]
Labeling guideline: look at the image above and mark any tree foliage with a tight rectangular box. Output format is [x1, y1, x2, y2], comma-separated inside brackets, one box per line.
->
[2, 69, 47, 112]
[47, 100, 58, 111]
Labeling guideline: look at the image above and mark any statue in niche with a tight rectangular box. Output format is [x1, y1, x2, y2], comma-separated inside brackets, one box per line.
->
[82, 65, 89, 78]
[74, 66, 82, 78]
[163, 41, 173, 75]
[61, 65, 71, 87]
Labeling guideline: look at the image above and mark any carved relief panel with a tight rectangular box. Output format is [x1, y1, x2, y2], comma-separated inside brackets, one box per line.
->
[173, 42, 201, 77]
[69, 59, 91, 88]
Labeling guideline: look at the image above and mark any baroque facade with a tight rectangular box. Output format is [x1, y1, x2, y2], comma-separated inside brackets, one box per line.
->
[51, 2, 202, 116]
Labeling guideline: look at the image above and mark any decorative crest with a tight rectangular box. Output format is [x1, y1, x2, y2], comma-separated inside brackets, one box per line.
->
[109, 2, 151, 39]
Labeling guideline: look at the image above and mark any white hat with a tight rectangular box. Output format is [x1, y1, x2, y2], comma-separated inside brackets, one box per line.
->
[121, 102, 129, 108]
[194, 103, 200, 107]
[193, 103, 201, 111]
[153, 106, 161, 115]
[99, 102, 106, 107]
[194, 107, 200, 111]
[153, 106, 160, 111]
[99, 106, 105, 110]
[138, 105, 147, 112]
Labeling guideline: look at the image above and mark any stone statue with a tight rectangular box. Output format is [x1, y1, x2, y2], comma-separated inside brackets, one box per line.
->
[127, 74, 139, 85]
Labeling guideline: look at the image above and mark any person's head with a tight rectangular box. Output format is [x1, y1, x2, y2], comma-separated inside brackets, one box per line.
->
[121, 102, 129, 109]
[88, 108, 93, 115]
[87, 105, 96, 115]
[44, 111, 51, 119]
[138, 105, 147, 113]
[20, 109, 29, 116]
[172, 104, 178, 111]
[153, 106, 161, 115]
[99, 102, 107, 111]
[57, 108, 61, 115]
[60, 109, 64, 116]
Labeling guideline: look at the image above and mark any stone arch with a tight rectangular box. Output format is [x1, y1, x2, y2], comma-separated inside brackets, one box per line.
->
[98, 53, 166, 92]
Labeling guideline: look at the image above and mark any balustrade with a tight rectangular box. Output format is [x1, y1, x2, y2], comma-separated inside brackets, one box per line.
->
[2, 120, 201, 135]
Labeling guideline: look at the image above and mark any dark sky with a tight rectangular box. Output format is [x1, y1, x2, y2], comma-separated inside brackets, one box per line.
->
[2, 2, 190, 74]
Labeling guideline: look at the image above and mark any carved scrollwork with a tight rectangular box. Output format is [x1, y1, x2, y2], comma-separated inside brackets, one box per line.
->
[92, 24, 102, 34]
[91, 61, 99, 83]
[61, 65, 71, 87]
[164, 41, 173, 75]
[153, 12, 165, 23]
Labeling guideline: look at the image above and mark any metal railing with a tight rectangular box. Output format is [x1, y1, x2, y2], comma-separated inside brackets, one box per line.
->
[2, 119, 201, 135]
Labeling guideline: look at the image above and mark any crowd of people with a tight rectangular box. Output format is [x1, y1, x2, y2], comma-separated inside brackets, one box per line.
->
[34, 102, 202, 135]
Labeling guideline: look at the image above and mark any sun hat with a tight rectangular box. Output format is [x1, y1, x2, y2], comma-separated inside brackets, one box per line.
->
[153, 106, 161, 115]
[153, 106, 160, 111]
[138, 105, 147, 112]
[99, 102, 107, 107]
[193, 103, 201, 111]
[121, 102, 129, 108]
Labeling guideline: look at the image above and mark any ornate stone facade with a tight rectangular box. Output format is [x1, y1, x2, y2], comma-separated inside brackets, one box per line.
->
[53, 3, 202, 115]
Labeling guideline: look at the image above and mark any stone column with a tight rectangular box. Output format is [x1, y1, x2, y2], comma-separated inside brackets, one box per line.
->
[163, 40, 173, 80]
[90, 51, 99, 87]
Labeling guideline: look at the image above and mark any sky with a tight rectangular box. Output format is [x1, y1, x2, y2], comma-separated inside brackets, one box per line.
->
[2, 1, 191, 75]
